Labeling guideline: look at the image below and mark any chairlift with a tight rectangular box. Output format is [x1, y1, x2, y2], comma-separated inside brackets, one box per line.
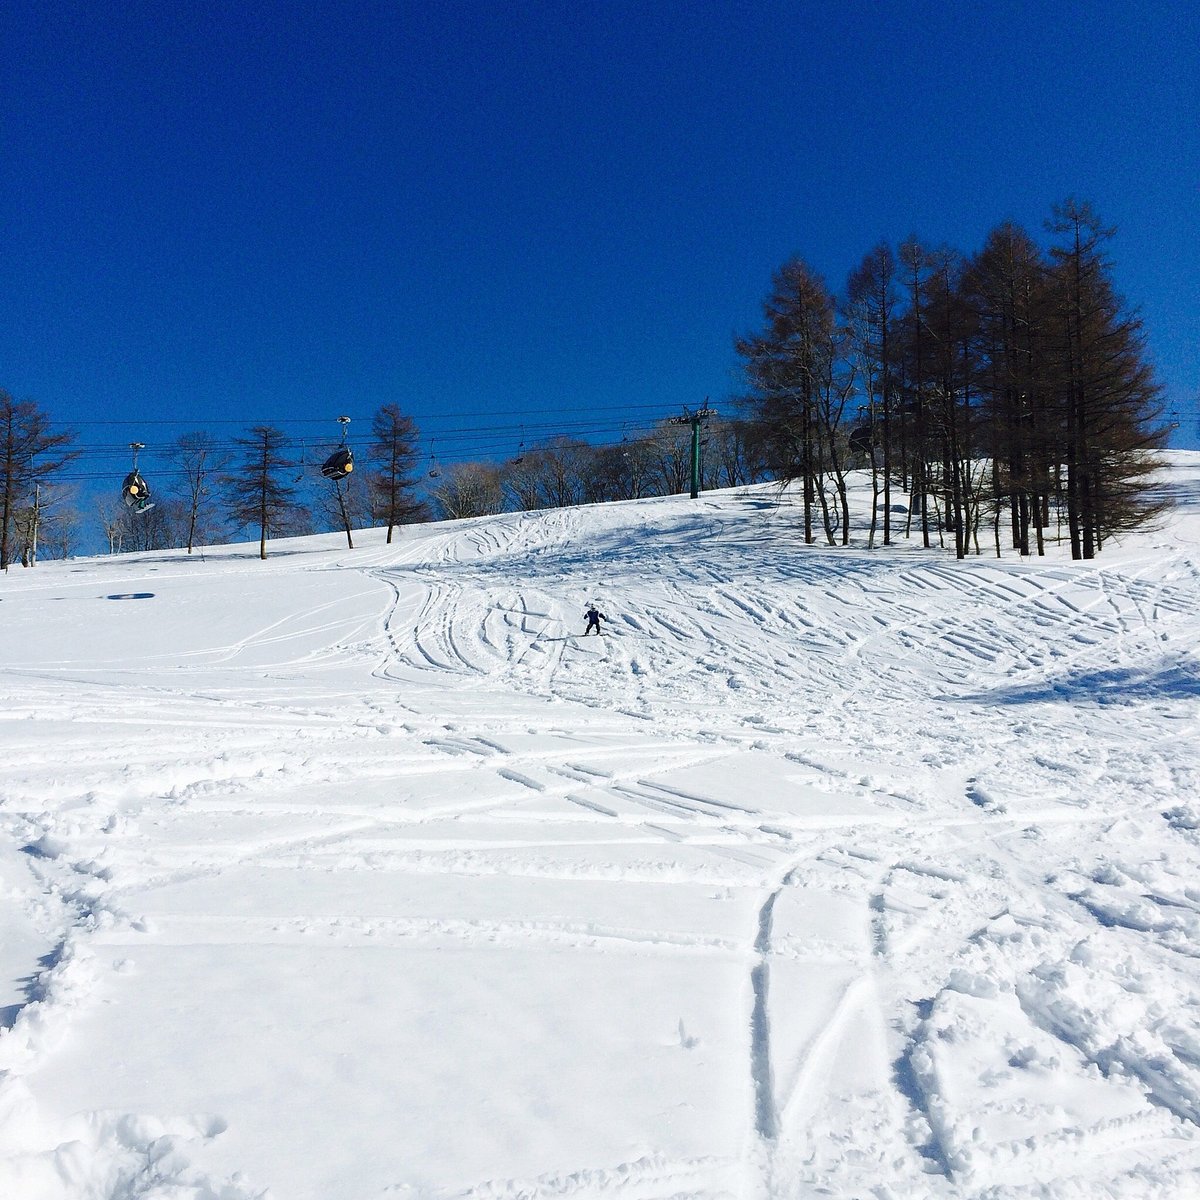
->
[121, 442, 155, 514]
[321, 448, 353, 479]
[848, 424, 874, 456]
[321, 416, 354, 480]
[428, 442, 441, 479]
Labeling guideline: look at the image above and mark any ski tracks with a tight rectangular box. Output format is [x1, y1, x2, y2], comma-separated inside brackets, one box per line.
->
[6, 485, 1200, 1197]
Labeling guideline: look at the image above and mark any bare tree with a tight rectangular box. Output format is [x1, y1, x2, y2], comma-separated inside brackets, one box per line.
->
[174, 431, 228, 553]
[896, 237, 939, 548]
[535, 437, 590, 508]
[582, 436, 658, 502]
[646, 421, 693, 497]
[121, 499, 181, 552]
[430, 462, 504, 520]
[313, 470, 368, 549]
[923, 245, 978, 558]
[0, 391, 77, 569]
[502, 451, 549, 511]
[8, 483, 80, 563]
[813, 333, 857, 545]
[702, 419, 763, 490]
[97, 496, 128, 554]
[32, 495, 81, 560]
[581, 442, 634, 503]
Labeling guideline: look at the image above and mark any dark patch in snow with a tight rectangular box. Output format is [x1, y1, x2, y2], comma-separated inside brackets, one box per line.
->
[956, 660, 1200, 705]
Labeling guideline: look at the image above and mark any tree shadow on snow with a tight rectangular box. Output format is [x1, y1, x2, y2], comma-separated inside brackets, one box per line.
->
[957, 660, 1200, 705]
[1146, 477, 1200, 514]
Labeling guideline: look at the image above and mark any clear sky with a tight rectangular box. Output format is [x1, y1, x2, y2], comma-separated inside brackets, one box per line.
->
[3, 0, 1198, 491]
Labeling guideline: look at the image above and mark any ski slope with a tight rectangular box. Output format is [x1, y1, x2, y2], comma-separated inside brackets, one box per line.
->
[2, 459, 1200, 1199]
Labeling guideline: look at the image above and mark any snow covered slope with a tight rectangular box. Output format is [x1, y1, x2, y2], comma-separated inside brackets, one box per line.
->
[2, 459, 1200, 1199]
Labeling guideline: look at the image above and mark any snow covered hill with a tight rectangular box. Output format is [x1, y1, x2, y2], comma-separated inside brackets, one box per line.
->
[2, 459, 1200, 1199]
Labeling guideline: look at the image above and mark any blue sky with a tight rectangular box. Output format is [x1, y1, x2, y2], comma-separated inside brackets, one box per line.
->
[3, 0, 1198, 490]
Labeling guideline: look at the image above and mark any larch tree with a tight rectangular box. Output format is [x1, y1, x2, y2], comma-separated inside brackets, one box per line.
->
[222, 425, 301, 560]
[1045, 199, 1168, 558]
[845, 242, 900, 547]
[923, 245, 978, 558]
[368, 404, 426, 542]
[896, 237, 937, 548]
[315, 467, 365, 550]
[737, 257, 837, 544]
[963, 223, 1053, 556]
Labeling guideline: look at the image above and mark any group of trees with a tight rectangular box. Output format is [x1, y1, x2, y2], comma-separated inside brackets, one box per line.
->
[1, 200, 1169, 567]
[1, 398, 430, 564]
[150, 404, 429, 559]
[739, 199, 1168, 559]
[428, 419, 768, 520]
[0, 393, 78, 569]
[1, 388, 773, 565]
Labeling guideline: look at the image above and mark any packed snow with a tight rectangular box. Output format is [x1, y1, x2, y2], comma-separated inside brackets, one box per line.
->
[2, 458, 1200, 1199]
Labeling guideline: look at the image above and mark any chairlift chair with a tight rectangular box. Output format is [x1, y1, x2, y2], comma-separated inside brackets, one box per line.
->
[321, 447, 354, 480]
[848, 425, 874, 456]
[121, 443, 155, 513]
[321, 416, 354, 480]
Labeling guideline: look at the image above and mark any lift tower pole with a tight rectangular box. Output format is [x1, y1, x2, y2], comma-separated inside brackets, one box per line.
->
[669, 403, 717, 499]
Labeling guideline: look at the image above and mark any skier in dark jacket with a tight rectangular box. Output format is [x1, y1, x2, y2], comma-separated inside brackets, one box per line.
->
[583, 604, 607, 636]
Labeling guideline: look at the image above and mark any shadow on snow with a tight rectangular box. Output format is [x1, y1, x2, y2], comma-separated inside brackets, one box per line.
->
[956, 659, 1200, 705]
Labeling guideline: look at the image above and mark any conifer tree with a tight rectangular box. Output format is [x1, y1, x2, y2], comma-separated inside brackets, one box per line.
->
[897, 238, 937, 548]
[223, 425, 300, 560]
[963, 223, 1054, 556]
[845, 243, 899, 547]
[368, 404, 426, 542]
[1045, 200, 1167, 558]
[923, 245, 978, 558]
[737, 258, 837, 544]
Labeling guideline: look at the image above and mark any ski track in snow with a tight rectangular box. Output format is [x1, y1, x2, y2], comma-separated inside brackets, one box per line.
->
[2, 463, 1200, 1198]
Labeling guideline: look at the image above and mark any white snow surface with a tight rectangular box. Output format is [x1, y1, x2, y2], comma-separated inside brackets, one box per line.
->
[3, 458, 1200, 1200]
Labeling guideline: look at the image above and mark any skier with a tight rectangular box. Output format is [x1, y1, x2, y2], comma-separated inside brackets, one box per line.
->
[583, 604, 607, 636]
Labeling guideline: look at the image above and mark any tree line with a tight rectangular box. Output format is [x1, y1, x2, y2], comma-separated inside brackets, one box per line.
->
[0, 396, 774, 565]
[425, 418, 768, 521]
[1, 403, 430, 565]
[1, 199, 1169, 567]
[739, 199, 1168, 559]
